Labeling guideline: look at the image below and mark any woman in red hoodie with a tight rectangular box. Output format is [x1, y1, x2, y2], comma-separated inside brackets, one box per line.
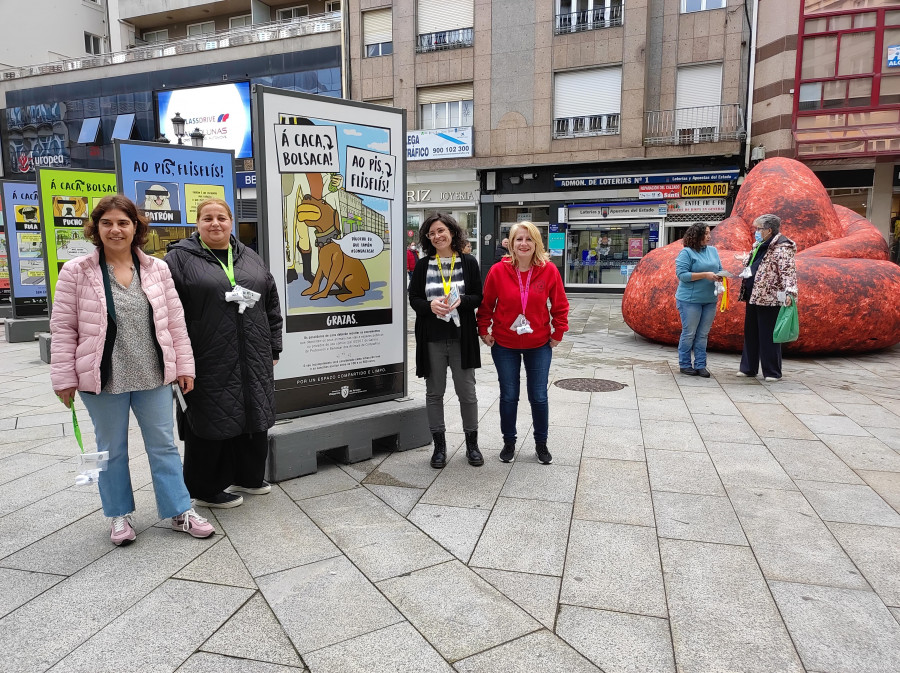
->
[478, 221, 569, 464]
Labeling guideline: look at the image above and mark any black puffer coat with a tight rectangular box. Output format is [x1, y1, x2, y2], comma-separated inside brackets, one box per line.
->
[165, 233, 283, 440]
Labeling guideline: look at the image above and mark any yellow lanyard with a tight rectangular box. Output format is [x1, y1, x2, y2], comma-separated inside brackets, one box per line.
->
[436, 253, 456, 295]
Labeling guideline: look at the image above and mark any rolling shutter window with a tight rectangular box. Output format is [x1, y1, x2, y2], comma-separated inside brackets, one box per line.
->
[363, 9, 392, 46]
[553, 67, 622, 118]
[675, 63, 722, 110]
[418, 83, 475, 106]
[418, 0, 474, 34]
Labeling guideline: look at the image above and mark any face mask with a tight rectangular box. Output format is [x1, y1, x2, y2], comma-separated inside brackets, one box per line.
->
[754, 230, 763, 243]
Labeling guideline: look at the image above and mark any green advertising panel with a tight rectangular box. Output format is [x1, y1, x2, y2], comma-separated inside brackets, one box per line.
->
[37, 168, 117, 305]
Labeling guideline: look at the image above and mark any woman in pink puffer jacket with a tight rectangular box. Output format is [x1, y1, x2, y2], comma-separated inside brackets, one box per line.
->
[50, 195, 214, 547]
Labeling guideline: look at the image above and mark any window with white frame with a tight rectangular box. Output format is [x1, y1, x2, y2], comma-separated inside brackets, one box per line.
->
[363, 8, 393, 58]
[143, 29, 168, 44]
[418, 84, 474, 129]
[276, 5, 309, 21]
[555, 0, 624, 33]
[187, 21, 215, 36]
[553, 67, 622, 137]
[84, 32, 103, 55]
[326, 1, 341, 11]
[229, 15, 251, 28]
[681, 0, 726, 13]
[675, 63, 723, 142]
[417, 0, 474, 52]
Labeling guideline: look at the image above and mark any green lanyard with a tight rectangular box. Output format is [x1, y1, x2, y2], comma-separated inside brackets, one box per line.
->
[748, 242, 762, 267]
[201, 240, 236, 288]
[70, 404, 84, 453]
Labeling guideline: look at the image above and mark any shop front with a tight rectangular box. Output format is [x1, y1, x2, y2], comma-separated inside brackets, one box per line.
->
[406, 169, 480, 261]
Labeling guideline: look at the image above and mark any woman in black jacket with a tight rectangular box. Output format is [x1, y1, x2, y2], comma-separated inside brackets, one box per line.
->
[165, 198, 283, 508]
[409, 213, 483, 469]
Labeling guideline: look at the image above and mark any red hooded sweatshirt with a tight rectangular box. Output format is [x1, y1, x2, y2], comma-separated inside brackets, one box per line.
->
[478, 259, 569, 349]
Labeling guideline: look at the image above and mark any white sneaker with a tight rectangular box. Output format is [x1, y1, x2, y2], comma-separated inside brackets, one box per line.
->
[735, 371, 750, 377]
[764, 376, 782, 382]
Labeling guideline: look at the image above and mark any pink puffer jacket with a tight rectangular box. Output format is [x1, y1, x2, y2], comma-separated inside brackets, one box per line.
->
[50, 247, 195, 393]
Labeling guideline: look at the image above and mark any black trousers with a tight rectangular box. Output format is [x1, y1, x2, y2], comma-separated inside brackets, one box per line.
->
[740, 303, 782, 379]
[183, 423, 269, 500]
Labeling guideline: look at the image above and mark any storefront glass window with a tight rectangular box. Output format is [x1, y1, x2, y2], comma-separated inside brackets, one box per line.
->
[499, 206, 551, 257]
[564, 223, 652, 286]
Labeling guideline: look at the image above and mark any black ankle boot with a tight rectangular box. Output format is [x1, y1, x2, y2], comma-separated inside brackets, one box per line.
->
[499, 441, 516, 463]
[465, 431, 484, 467]
[430, 432, 446, 469]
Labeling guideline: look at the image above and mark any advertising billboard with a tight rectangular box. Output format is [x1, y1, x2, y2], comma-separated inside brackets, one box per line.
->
[157, 82, 253, 158]
[254, 86, 406, 417]
[0, 191, 8, 301]
[36, 168, 117, 305]
[0, 180, 48, 317]
[406, 127, 473, 161]
[114, 140, 236, 258]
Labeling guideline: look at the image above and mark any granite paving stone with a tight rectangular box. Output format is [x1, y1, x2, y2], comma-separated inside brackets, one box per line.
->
[213, 487, 340, 578]
[581, 425, 644, 461]
[705, 441, 797, 490]
[303, 622, 453, 673]
[419, 446, 512, 509]
[638, 396, 692, 422]
[407, 503, 490, 563]
[556, 605, 675, 673]
[0, 460, 80, 518]
[0, 489, 100, 560]
[519, 425, 587, 466]
[769, 581, 900, 673]
[573, 457, 654, 526]
[201, 592, 303, 667]
[47, 579, 251, 673]
[761, 437, 864, 484]
[377, 560, 540, 662]
[692, 412, 763, 444]
[0, 567, 64, 619]
[640, 419, 705, 452]
[336, 450, 390, 482]
[735, 402, 818, 440]
[299, 487, 451, 581]
[257, 555, 403, 655]
[869, 426, 900, 451]
[727, 486, 868, 589]
[659, 539, 804, 673]
[770, 391, 842, 416]
[832, 402, 900, 429]
[827, 522, 900, 607]
[818, 433, 900, 472]
[453, 629, 600, 673]
[0, 452, 66, 486]
[796, 480, 900, 527]
[362, 446, 444, 489]
[652, 492, 748, 545]
[174, 537, 257, 589]
[796, 413, 870, 437]
[560, 520, 667, 617]
[720, 383, 778, 404]
[279, 463, 361, 500]
[473, 568, 561, 630]
[587, 405, 641, 428]
[176, 652, 306, 673]
[645, 450, 725, 496]
[547, 401, 589, 427]
[500, 462, 578, 503]
[363, 484, 425, 516]
[470, 497, 571, 575]
[682, 388, 742, 417]
[856, 469, 900, 511]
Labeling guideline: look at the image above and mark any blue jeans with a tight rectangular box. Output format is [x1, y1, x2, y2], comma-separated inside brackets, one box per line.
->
[676, 299, 717, 370]
[491, 342, 552, 443]
[79, 385, 191, 519]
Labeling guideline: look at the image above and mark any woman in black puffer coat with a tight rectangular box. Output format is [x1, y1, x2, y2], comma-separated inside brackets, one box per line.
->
[165, 198, 282, 509]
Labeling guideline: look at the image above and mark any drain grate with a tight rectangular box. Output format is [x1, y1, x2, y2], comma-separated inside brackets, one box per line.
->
[554, 378, 626, 392]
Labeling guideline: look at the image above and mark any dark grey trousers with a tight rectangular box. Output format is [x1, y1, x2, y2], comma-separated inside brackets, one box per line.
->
[425, 339, 479, 434]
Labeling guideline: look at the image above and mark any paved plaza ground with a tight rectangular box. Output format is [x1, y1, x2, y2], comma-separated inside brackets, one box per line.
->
[1, 294, 900, 672]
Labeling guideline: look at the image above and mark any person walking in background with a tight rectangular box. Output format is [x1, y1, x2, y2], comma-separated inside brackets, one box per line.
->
[50, 195, 213, 545]
[165, 198, 283, 509]
[494, 237, 509, 263]
[478, 221, 569, 465]
[409, 213, 484, 469]
[406, 242, 418, 282]
[737, 214, 798, 382]
[674, 222, 723, 378]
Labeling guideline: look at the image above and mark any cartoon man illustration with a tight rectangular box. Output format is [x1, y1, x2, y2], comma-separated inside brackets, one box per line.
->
[143, 185, 171, 211]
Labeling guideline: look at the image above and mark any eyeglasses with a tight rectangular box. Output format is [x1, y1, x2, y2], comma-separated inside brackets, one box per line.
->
[426, 228, 450, 239]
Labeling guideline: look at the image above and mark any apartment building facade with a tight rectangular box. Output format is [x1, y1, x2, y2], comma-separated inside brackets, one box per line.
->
[750, 0, 900, 244]
[348, 0, 751, 288]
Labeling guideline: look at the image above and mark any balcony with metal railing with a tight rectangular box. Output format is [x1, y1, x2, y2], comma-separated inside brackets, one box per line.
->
[555, 5, 624, 34]
[0, 12, 340, 81]
[553, 113, 621, 139]
[416, 28, 474, 53]
[644, 104, 745, 146]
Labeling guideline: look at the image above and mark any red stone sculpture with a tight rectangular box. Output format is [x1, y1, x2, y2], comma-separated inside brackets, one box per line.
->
[622, 157, 900, 354]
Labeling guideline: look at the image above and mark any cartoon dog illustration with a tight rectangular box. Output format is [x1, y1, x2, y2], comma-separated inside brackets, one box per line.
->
[17, 206, 39, 222]
[286, 172, 342, 284]
[52, 196, 88, 218]
[298, 173, 369, 302]
[143, 185, 171, 210]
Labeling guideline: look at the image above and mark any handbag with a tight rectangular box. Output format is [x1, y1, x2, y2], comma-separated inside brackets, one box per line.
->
[773, 301, 799, 343]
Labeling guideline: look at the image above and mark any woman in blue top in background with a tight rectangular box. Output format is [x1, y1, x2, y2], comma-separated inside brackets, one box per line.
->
[674, 222, 722, 378]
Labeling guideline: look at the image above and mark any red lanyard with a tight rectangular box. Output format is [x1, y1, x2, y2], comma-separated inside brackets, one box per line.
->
[516, 267, 533, 315]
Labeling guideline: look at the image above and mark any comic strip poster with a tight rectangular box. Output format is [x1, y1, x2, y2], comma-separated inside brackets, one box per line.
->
[0, 180, 48, 317]
[37, 168, 117, 306]
[254, 86, 406, 417]
[114, 140, 235, 259]
[0, 191, 9, 302]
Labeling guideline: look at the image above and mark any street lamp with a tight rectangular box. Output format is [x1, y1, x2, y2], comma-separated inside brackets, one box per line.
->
[189, 127, 205, 147]
[171, 112, 186, 144]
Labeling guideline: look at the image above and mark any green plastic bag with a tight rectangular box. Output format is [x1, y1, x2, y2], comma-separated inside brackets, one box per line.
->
[773, 301, 799, 343]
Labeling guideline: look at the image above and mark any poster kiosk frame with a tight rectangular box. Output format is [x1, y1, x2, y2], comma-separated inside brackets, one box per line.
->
[0, 180, 48, 319]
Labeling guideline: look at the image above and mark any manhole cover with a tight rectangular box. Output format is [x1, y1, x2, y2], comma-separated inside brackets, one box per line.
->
[554, 378, 626, 392]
